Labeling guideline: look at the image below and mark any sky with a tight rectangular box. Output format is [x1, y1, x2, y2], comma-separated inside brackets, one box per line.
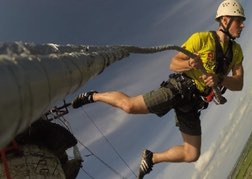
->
[1, 0, 252, 179]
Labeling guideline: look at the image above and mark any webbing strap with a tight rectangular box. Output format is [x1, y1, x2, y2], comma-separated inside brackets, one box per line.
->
[211, 31, 233, 75]
[0, 140, 20, 179]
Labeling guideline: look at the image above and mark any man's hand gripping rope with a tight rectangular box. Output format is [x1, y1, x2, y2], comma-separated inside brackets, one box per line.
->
[175, 46, 227, 104]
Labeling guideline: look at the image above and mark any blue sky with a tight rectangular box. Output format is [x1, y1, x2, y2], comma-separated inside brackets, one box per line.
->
[1, 0, 252, 178]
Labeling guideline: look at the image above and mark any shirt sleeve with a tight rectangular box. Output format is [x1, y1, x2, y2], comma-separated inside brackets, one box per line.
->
[233, 42, 243, 65]
[182, 32, 202, 54]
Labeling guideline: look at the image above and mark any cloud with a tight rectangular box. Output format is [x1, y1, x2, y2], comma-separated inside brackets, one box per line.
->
[191, 93, 252, 179]
[153, 1, 191, 27]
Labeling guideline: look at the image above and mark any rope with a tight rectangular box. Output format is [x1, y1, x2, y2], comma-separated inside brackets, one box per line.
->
[0, 140, 20, 179]
[116, 45, 227, 105]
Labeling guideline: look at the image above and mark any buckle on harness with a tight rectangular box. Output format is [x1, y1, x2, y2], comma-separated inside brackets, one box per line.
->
[201, 86, 226, 104]
[201, 90, 215, 103]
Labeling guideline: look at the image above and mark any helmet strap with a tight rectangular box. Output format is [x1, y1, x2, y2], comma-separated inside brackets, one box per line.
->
[220, 17, 235, 40]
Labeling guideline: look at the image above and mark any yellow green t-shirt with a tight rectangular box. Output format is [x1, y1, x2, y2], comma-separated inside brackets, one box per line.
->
[182, 31, 243, 92]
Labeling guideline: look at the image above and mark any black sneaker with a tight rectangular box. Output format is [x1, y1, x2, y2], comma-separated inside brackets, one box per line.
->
[72, 91, 97, 108]
[137, 149, 153, 179]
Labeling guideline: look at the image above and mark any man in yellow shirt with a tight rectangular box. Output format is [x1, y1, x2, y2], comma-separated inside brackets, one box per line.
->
[72, 0, 245, 178]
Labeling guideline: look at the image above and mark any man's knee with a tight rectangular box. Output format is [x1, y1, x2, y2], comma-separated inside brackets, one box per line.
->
[182, 132, 201, 163]
[120, 99, 135, 113]
[120, 96, 148, 114]
[185, 150, 200, 162]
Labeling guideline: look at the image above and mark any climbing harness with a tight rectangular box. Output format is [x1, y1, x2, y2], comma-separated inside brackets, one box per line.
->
[201, 31, 233, 103]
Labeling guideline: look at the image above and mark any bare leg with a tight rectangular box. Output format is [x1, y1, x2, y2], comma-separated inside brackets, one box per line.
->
[152, 132, 201, 164]
[92, 91, 149, 114]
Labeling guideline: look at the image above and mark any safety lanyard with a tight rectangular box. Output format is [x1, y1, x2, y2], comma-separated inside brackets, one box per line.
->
[201, 31, 233, 103]
[211, 31, 233, 76]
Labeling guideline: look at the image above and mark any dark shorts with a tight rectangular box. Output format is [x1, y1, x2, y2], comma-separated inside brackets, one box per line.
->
[143, 74, 207, 136]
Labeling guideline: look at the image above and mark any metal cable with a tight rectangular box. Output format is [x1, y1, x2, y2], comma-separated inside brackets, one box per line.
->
[77, 139, 125, 179]
[52, 113, 125, 179]
[80, 167, 95, 179]
[81, 109, 137, 177]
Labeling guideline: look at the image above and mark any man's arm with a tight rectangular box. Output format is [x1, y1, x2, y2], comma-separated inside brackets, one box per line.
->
[169, 52, 202, 72]
[221, 64, 244, 91]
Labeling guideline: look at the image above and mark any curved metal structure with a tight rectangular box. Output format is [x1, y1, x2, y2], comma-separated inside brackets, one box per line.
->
[0, 42, 129, 148]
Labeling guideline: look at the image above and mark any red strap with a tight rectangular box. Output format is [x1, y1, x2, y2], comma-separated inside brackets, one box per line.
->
[0, 140, 20, 179]
[203, 90, 215, 103]
[0, 150, 11, 179]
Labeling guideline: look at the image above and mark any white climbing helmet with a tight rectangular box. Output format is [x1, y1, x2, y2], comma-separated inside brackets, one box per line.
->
[216, 0, 245, 20]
